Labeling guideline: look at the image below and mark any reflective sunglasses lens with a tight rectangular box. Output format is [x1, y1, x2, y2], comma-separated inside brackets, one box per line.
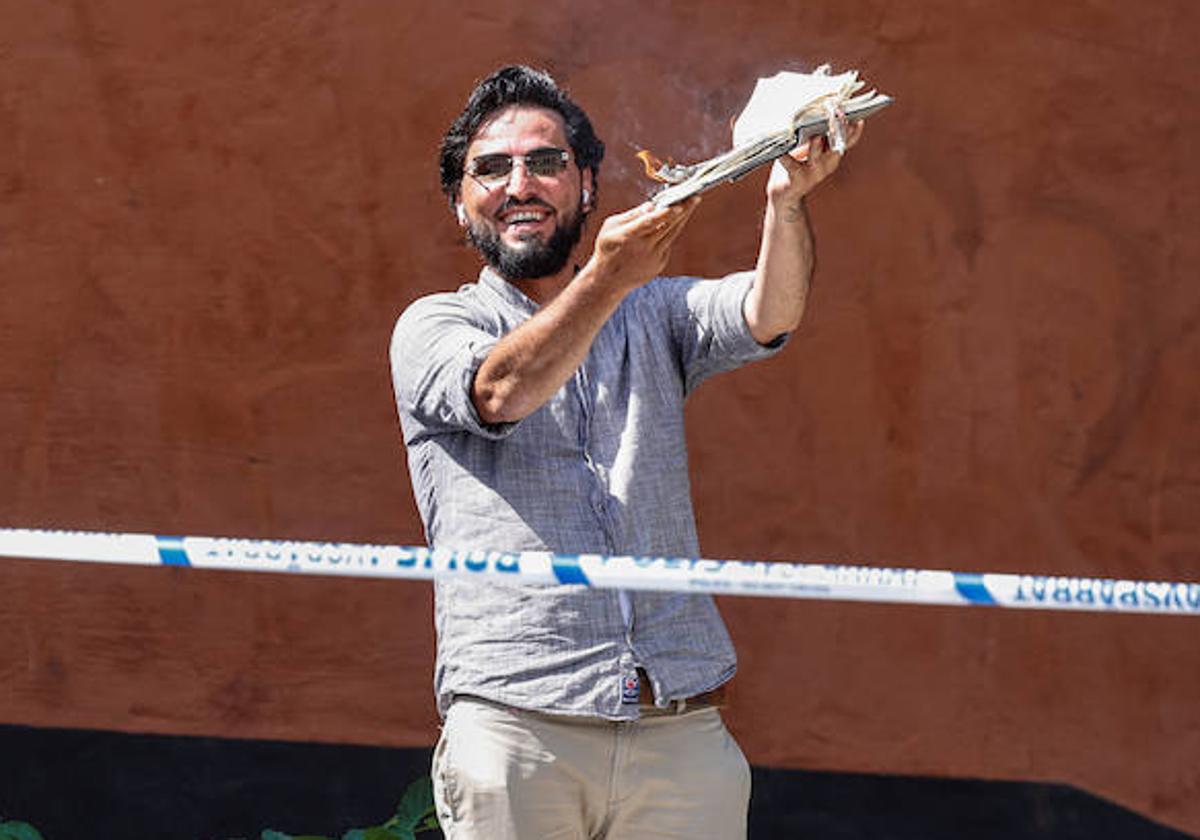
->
[526, 149, 568, 176]
[470, 155, 513, 183]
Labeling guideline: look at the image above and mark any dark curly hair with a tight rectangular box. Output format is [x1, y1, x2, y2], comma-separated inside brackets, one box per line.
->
[439, 65, 605, 209]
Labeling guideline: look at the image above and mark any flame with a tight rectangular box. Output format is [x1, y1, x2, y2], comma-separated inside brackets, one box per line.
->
[636, 149, 672, 183]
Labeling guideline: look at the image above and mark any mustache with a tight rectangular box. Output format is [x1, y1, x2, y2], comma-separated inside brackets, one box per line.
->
[496, 197, 555, 215]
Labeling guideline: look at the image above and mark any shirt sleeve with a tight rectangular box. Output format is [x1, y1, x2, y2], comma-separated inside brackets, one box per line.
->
[651, 271, 789, 395]
[390, 292, 519, 440]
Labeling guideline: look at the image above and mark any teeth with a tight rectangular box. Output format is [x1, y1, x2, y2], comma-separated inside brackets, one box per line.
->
[506, 211, 545, 223]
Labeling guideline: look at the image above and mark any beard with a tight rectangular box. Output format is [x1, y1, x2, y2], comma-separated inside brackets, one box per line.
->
[466, 200, 586, 281]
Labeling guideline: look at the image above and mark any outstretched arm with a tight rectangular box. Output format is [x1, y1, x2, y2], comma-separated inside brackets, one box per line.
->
[743, 122, 865, 345]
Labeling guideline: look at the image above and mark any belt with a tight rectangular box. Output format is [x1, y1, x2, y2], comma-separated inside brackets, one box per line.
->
[636, 668, 728, 716]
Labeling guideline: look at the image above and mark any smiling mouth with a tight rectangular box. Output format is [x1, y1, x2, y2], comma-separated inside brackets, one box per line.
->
[497, 202, 554, 232]
[504, 210, 548, 224]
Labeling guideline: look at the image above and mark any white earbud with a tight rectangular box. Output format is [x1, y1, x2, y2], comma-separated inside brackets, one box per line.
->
[581, 188, 590, 207]
[456, 205, 467, 226]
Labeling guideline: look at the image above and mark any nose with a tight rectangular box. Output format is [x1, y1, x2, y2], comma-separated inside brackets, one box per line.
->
[505, 159, 534, 198]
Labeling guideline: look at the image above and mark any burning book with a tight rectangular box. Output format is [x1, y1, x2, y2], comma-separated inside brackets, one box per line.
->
[641, 65, 892, 206]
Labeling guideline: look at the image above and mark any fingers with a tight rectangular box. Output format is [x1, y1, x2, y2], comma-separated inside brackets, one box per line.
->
[655, 196, 701, 232]
[641, 198, 699, 259]
[777, 147, 809, 173]
[606, 202, 657, 226]
[617, 196, 699, 240]
[788, 121, 866, 175]
[656, 197, 701, 249]
[844, 120, 866, 150]
[806, 134, 833, 169]
[590, 195, 700, 286]
[783, 121, 865, 169]
[593, 196, 699, 267]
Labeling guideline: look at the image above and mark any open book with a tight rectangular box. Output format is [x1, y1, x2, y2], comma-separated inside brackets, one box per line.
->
[640, 65, 892, 206]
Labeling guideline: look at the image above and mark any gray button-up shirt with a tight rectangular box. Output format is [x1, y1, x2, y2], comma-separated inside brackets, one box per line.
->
[390, 266, 784, 719]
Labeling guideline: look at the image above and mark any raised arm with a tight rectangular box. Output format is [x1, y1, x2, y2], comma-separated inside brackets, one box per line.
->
[473, 198, 700, 425]
[743, 122, 865, 345]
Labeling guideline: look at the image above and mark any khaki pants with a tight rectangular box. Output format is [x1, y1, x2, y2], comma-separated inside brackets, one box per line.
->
[433, 697, 751, 840]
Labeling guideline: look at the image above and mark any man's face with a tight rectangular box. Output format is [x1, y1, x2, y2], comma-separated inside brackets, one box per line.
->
[458, 105, 593, 281]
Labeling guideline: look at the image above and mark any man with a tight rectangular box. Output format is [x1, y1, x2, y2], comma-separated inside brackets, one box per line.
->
[390, 65, 861, 839]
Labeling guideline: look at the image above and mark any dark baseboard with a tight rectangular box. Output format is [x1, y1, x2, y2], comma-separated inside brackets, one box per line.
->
[750, 765, 1195, 840]
[0, 724, 1192, 839]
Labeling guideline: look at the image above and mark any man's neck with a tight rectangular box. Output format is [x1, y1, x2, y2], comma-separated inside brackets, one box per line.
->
[502, 262, 577, 307]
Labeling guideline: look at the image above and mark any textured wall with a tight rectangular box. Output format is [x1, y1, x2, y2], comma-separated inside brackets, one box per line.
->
[1, 0, 1198, 834]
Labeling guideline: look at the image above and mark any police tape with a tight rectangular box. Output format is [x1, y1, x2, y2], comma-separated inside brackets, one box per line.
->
[1, 526, 1197, 616]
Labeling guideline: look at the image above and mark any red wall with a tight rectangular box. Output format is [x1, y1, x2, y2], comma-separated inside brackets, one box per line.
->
[2, 0, 1198, 833]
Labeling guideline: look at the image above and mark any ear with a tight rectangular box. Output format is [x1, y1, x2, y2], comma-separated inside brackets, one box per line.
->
[581, 168, 596, 212]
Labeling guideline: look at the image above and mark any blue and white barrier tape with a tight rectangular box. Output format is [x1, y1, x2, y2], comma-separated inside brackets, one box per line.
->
[1, 527, 1197, 616]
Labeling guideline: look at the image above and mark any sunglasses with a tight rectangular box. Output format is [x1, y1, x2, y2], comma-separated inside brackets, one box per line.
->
[465, 147, 572, 188]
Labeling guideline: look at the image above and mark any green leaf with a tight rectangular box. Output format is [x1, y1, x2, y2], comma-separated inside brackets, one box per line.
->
[392, 776, 436, 830]
[345, 828, 405, 840]
[0, 822, 47, 840]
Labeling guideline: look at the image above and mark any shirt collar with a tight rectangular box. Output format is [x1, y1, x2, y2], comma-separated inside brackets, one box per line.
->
[478, 266, 540, 317]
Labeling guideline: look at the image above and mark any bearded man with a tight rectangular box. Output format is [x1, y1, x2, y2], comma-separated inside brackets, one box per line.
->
[390, 64, 862, 840]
